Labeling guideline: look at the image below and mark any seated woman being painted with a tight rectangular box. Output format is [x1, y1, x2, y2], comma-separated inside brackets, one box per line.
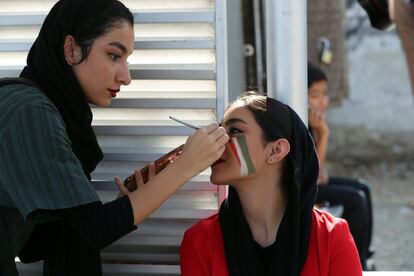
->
[180, 92, 363, 276]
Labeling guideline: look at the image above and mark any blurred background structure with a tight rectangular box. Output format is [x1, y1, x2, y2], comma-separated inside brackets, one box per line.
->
[316, 0, 414, 270]
[308, 0, 348, 105]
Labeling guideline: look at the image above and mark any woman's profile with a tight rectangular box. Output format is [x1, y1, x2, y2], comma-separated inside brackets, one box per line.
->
[0, 0, 228, 275]
[180, 92, 362, 276]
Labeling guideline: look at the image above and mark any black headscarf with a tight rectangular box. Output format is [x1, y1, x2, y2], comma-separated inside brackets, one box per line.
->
[219, 97, 318, 275]
[19, 0, 111, 177]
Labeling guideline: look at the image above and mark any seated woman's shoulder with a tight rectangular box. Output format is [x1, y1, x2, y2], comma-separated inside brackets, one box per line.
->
[312, 208, 349, 233]
[185, 213, 220, 238]
[181, 213, 221, 259]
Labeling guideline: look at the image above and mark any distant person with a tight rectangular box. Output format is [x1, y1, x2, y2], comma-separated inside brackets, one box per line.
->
[180, 92, 362, 275]
[308, 63, 375, 270]
[389, 0, 414, 96]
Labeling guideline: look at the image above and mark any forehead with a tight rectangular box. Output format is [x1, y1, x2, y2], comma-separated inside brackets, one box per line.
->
[223, 104, 254, 123]
[94, 21, 134, 49]
[309, 80, 327, 93]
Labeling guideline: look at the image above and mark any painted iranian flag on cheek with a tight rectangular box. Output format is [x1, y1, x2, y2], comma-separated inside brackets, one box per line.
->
[228, 135, 256, 176]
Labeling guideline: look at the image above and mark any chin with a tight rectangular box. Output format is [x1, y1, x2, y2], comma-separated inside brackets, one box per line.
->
[210, 172, 235, 186]
[96, 99, 112, 107]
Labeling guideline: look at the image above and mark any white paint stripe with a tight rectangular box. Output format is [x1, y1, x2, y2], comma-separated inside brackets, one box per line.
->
[233, 138, 249, 176]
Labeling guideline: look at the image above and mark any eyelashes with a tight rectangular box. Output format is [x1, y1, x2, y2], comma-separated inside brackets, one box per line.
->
[108, 53, 121, 61]
[228, 127, 242, 136]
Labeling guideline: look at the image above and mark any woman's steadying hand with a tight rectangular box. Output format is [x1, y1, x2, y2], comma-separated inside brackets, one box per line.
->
[115, 163, 156, 197]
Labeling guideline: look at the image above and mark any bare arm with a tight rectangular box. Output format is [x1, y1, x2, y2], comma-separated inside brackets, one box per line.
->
[123, 124, 228, 225]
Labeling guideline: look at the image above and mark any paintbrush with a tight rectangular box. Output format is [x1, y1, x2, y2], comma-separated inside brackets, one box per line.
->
[169, 116, 200, 130]
[122, 117, 200, 191]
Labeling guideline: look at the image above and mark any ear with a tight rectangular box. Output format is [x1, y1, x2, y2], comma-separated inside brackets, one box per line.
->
[63, 35, 81, 65]
[266, 138, 290, 164]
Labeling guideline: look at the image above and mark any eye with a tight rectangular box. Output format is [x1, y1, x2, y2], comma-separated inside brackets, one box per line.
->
[109, 53, 121, 61]
[228, 127, 242, 136]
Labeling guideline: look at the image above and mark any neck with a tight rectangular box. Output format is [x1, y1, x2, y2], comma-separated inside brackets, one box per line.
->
[233, 168, 286, 247]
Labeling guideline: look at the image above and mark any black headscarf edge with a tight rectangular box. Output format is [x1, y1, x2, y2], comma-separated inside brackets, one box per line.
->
[20, 0, 105, 177]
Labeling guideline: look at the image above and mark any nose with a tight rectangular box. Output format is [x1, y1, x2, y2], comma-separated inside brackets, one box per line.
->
[117, 63, 132, 86]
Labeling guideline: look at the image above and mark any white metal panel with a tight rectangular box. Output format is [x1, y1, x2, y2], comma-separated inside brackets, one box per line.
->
[0, 49, 216, 77]
[0, 0, 215, 25]
[0, 23, 215, 51]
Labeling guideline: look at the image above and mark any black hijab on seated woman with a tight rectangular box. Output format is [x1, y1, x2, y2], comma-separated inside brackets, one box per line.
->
[7, 0, 134, 275]
[219, 97, 319, 275]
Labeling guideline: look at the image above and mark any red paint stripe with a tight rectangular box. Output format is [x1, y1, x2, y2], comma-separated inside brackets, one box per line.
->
[228, 138, 241, 165]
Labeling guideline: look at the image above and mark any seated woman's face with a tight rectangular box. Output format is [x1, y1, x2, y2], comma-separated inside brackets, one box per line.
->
[210, 104, 268, 185]
[71, 21, 134, 107]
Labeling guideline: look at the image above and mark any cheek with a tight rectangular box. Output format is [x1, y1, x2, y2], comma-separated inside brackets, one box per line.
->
[210, 162, 239, 185]
[229, 137, 257, 176]
[72, 65, 91, 91]
[100, 62, 113, 75]
[86, 61, 113, 88]
[308, 97, 317, 107]
[72, 63, 108, 104]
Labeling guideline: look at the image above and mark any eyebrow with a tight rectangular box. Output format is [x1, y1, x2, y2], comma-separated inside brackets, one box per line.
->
[108, 42, 132, 55]
[223, 118, 248, 127]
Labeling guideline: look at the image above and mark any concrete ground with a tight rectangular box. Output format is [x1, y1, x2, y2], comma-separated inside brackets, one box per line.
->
[326, 17, 414, 270]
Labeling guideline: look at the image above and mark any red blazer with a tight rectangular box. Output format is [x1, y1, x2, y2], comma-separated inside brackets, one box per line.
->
[180, 209, 362, 276]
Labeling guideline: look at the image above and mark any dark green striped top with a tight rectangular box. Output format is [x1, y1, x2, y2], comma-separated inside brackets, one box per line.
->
[0, 84, 99, 260]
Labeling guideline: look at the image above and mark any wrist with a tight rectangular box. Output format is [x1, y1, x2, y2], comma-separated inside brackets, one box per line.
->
[166, 156, 197, 183]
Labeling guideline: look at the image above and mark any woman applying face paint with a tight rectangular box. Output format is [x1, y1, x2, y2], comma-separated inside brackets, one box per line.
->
[0, 0, 228, 275]
[180, 92, 362, 276]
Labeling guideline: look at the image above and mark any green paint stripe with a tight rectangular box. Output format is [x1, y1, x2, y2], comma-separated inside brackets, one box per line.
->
[236, 135, 256, 174]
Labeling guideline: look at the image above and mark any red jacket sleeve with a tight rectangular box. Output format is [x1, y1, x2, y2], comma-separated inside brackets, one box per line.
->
[328, 219, 363, 276]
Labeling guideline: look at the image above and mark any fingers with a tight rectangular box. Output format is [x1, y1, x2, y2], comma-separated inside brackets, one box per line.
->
[178, 122, 229, 175]
[308, 109, 325, 127]
[210, 126, 228, 142]
[148, 162, 156, 180]
[216, 132, 230, 148]
[134, 169, 144, 189]
[309, 108, 319, 118]
[309, 111, 319, 123]
[203, 123, 220, 134]
[216, 144, 226, 159]
[115, 176, 130, 197]
[196, 124, 228, 145]
[201, 127, 228, 161]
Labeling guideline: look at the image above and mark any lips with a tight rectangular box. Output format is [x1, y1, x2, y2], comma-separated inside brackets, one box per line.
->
[109, 88, 120, 98]
[212, 158, 225, 167]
